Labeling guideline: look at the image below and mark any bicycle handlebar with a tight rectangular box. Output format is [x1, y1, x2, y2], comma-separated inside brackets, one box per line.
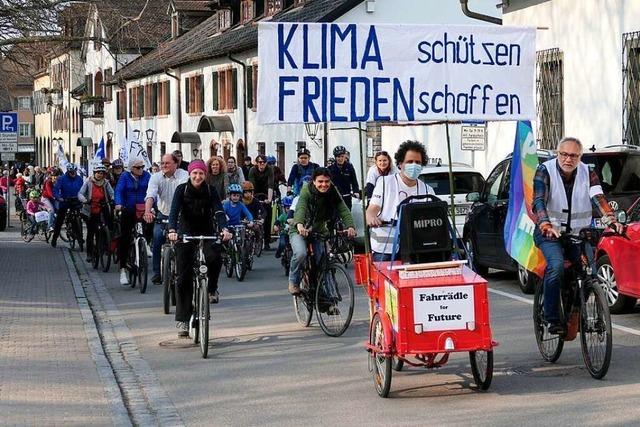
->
[182, 235, 221, 244]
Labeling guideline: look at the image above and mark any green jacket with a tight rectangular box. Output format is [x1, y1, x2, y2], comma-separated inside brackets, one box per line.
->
[291, 183, 354, 236]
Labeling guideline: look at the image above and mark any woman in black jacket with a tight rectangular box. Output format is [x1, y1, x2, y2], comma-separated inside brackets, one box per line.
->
[168, 160, 231, 337]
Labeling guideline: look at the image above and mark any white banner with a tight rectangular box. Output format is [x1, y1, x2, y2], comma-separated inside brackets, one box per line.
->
[413, 285, 475, 331]
[258, 23, 535, 124]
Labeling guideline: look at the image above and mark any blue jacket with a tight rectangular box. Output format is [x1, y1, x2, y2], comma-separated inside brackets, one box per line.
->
[328, 162, 360, 197]
[287, 162, 319, 195]
[53, 172, 84, 201]
[223, 200, 253, 226]
[114, 171, 151, 210]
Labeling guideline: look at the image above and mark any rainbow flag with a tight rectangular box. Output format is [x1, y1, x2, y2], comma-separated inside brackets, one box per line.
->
[503, 121, 546, 277]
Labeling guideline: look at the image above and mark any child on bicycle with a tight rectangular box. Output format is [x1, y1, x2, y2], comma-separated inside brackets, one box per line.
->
[274, 195, 294, 258]
[223, 184, 254, 226]
[25, 189, 51, 235]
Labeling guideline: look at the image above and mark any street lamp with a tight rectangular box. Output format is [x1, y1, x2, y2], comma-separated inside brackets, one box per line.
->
[132, 129, 141, 141]
[304, 122, 322, 147]
[192, 147, 200, 159]
[106, 131, 113, 141]
[145, 129, 155, 144]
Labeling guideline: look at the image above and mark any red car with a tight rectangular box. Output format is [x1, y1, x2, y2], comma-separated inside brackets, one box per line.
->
[596, 198, 640, 313]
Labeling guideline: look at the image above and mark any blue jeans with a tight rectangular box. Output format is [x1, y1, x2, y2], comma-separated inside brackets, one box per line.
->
[288, 233, 324, 287]
[533, 228, 594, 323]
[152, 215, 167, 276]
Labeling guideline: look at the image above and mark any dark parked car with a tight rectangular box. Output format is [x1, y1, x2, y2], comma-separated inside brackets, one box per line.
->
[463, 145, 640, 294]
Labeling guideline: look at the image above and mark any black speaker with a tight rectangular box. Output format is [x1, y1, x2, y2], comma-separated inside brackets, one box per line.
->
[398, 200, 452, 263]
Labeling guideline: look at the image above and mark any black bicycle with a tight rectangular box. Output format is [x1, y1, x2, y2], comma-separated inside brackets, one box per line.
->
[223, 224, 249, 282]
[293, 230, 355, 337]
[126, 219, 149, 294]
[160, 219, 177, 315]
[59, 200, 84, 251]
[91, 203, 113, 272]
[183, 234, 221, 359]
[533, 228, 613, 379]
[20, 209, 50, 243]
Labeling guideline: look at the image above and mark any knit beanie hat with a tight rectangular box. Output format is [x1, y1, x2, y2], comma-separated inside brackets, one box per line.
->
[188, 159, 207, 174]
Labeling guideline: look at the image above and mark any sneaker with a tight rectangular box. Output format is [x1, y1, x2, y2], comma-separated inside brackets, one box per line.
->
[48, 227, 54, 233]
[119, 269, 129, 286]
[209, 291, 219, 304]
[288, 283, 300, 295]
[327, 304, 341, 316]
[50, 238, 57, 248]
[176, 321, 189, 338]
[151, 274, 162, 285]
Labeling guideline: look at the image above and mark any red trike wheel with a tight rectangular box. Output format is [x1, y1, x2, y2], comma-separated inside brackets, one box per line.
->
[469, 350, 493, 390]
[369, 313, 392, 398]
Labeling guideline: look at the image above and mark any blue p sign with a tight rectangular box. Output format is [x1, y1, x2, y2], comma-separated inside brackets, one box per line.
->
[0, 113, 17, 133]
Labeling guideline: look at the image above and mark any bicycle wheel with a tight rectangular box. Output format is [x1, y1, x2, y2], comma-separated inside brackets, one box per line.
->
[369, 313, 392, 398]
[315, 263, 355, 337]
[294, 272, 313, 327]
[192, 281, 200, 345]
[580, 280, 612, 379]
[254, 231, 263, 258]
[199, 278, 210, 359]
[20, 214, 32, 242]
[162, 248, 173, 315]
[38, 222, 49, 242]
[42, 223, 50, 243]
[137, 238, 148, 294]
[75, 216, 84, 252]
[224, 249, 234, 278]
[100, 227, 111, 272]
[59, 219, 69, 242]
[469, 350, 494, 390]
[235, 244, 247, 282]
[282, 246, 291, 276]
[533, 281, 564, 362]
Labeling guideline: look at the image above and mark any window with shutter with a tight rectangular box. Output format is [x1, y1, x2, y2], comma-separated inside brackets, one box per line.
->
[129, 88, 133, 118]
[246, 66, 253, 110]
[185, 78, 190, 114]
[232, 68, 237, 110]
[164, 81, 171, 115]
[212, 72, 219, 111]
[152, 83, 158, 116]
[105, 68, 113, 101]
[199, 75, 204, 113]
[253, 65, 258, 110]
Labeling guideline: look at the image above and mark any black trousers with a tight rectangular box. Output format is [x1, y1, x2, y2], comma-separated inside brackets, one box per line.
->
[263, 201, 272, 246]
[52, 203, 83, 243]
[174, 240, 223, 322]
[85, 207, 111, 256]
[118, 210, 152, 269]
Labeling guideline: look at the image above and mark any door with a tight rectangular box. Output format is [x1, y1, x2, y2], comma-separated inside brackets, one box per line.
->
[493, 162, 513, 268]
[472, 160, 508, 263]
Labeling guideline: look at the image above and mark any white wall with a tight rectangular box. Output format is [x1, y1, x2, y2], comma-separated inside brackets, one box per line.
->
[502, 0, 640, 156]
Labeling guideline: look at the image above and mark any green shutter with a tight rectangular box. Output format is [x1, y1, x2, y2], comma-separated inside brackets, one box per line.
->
[199, 74, 204, 112]
[212, 72, 218, 111]
[165, 81, 171, 115]
[232, 68, 238, 109]
[138, 87, 144, 118]
[185, 78, 190, 114]
[128, 88, 133, 118]
[246, 65, 253, 109]
[152, 83, 158, 116]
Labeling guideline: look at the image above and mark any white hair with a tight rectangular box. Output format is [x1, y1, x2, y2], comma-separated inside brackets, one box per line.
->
[128, 158, 145, 169]
[556, 137, 583, 152]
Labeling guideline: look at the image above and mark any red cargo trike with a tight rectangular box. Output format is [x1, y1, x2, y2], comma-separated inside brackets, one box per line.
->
[360, 259, 496, 397]
[356, 195, 496, 398]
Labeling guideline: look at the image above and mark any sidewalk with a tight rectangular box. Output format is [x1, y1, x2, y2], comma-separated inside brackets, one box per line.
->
[0, 230, 112, 425]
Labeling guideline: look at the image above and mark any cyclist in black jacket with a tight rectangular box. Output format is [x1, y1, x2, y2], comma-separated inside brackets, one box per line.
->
[328, 146, 360, 210]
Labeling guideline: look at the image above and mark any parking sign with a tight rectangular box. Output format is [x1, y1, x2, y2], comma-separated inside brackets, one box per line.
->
[0, 113, 18, 144]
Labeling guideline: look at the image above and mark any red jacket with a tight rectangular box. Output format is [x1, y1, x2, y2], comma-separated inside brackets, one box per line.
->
[42, 179, 55, 200]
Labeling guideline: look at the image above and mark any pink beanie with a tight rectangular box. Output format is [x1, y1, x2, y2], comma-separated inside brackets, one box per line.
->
[188, 159, 207, 174]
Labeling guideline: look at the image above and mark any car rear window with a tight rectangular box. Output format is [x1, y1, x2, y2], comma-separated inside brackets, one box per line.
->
[582, 153, 640, 194]
[419, 172, 485, 195]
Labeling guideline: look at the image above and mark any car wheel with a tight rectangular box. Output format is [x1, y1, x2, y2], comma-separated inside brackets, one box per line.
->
[517, 264, 537, 294]
[464, 236, 488, 276]
[596, 255, 637, 314]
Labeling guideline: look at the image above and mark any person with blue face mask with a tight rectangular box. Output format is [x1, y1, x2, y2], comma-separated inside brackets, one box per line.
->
[365, 140, 435, 261]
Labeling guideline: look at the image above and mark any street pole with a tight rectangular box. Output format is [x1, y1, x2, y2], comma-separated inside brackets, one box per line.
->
[4, 169, 10, 229]
[445, 122, 456, 231]
[357, 122, 371, 255]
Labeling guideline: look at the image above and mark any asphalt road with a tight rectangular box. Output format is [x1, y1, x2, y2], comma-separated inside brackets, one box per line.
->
[95, 250, 640, 426]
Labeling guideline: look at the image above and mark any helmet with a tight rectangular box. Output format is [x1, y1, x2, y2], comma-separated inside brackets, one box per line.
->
[282, 195, 294, 207]
[228, 183, 243, 194]
[28, 189, 41, 199]
[266, 155, 276, 165]
[66, 163, 77, 172]
[241, 181, 254, 192]
[93, 164, 107, 173]
[112, 159, 124, 168]
[297, 147, 311, 157]
[333, 145, 347, 157]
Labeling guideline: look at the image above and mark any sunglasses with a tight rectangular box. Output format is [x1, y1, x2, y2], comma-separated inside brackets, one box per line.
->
[132, 165, 144, 170]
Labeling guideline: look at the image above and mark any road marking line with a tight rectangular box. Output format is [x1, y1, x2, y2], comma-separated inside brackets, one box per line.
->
[488, 287, 640, 337]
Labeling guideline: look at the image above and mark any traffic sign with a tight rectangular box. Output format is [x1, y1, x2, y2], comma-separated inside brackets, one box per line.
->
[0, 142, 18, 152]
[0, 113, 18, 144]
[461, 125, 486, 151]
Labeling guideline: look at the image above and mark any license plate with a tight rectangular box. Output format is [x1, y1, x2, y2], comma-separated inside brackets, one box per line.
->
[454, 206, 469, 216]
